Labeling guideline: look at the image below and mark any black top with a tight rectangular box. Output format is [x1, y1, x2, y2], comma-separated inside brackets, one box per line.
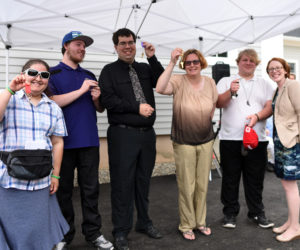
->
[99, 56, 164, 127]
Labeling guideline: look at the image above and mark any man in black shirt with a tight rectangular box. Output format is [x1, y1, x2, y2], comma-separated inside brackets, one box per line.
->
[99, 28, 164, 250]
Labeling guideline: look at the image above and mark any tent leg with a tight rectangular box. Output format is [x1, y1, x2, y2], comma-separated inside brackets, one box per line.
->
[5, 48, 9, 86]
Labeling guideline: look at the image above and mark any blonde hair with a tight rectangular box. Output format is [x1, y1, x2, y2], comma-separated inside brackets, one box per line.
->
[236, 49, 261, 65]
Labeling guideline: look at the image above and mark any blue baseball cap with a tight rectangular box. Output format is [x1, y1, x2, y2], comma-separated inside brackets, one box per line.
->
[62, 31, 93, 47]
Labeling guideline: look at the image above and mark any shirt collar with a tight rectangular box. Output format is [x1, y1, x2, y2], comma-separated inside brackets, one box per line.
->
[117, 58, 138, 70]
[16, 90, 52, 104]
[59, 61, 84, 72]
[237, 74, 257, 82]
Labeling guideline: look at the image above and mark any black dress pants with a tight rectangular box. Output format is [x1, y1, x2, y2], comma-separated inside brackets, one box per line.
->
[220, 140, 268, 217]
[107, 125, 156, 237]
[56, 147, 102, 243]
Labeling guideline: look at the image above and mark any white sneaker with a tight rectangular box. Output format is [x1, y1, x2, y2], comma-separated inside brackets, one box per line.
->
[91, 235, 114, 250]
[54, 241, 67, 250]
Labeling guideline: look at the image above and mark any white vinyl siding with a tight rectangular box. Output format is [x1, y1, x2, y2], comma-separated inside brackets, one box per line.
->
[1, 45, 263, 138]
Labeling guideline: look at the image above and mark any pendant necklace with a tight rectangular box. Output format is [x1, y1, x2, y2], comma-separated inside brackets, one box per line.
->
[241, 80, 254, 106]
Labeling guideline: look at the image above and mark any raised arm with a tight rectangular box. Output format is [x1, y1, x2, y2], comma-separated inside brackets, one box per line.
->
[0, 74, 26, 121]
[141, 42, 164, 87]
[156, 48, 183, 95]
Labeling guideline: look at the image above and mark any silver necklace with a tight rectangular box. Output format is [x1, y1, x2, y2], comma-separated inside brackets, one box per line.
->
[240, 80, 254, 106]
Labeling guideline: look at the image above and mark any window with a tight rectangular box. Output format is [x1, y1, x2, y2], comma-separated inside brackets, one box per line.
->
[288, 62, 296, 73]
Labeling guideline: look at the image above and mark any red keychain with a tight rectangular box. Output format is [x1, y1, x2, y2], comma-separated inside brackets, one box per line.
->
[25, 83, 31, 94]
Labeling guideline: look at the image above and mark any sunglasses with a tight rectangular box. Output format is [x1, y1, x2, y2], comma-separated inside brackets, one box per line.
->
[184, 60, 201, 67]
[184, 60, 200, 66]
[24, 68, 50, 79]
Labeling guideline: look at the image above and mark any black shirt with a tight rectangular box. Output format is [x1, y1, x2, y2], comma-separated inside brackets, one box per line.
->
[99, 56, 164, 127]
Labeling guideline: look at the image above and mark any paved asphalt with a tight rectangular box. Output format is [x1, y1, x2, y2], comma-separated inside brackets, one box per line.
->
[68, 170, 299, 250]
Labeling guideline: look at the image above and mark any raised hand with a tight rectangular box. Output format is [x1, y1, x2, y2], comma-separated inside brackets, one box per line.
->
[171, 48, 183, 65]
[9, 73, 27, 92]
[142, 42, 155, 58]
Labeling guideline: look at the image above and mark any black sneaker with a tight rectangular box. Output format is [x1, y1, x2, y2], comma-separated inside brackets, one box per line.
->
[248, 215, 274, 228]
[222, 215, 236, 229]
[114, 235, 129, 250]
[136, 225, 163, 239]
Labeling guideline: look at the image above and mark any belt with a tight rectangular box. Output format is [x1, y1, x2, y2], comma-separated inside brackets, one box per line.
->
[114, 124, 152, 132]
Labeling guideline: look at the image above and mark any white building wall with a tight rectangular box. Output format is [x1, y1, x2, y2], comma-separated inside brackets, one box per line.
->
[0, 43, 266, 138]
[261, 35, 284, 80]
[284, 44, 300, 78]
[0, 47, 175, 137]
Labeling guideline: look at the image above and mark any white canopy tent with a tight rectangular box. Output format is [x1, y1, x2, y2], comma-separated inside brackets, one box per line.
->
[1, 0, 300, 83]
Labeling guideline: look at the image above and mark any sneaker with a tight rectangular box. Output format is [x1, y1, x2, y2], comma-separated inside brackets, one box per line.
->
[136, 225, 163, 239]
[248, 215, 274, 228]
[114, 235, 129, 250]
[222, 215, 236, 229]
[90, 235, 114, 250]
[54, 241, 67, 250]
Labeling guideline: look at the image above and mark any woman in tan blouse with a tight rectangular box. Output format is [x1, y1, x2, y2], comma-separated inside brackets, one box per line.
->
[156, 48, 218, 240]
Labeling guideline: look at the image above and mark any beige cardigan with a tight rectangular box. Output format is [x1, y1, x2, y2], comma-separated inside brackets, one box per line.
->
[274, 78, 300, 148]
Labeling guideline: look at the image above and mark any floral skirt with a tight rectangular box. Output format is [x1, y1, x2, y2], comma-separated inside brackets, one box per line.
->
[273, 131, 300, 180]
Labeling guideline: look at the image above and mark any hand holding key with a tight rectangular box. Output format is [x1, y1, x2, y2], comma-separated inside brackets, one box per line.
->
[230, 79, 240, 98]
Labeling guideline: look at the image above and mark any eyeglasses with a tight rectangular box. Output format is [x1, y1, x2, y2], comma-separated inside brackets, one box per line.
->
[267, 66, 283, 73]
[184, 60, 200, 66]
[24, 68, 50, 79]
[118, 41, 135, 47]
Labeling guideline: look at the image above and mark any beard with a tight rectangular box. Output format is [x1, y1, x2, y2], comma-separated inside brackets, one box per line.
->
[67, 50, 84, 64]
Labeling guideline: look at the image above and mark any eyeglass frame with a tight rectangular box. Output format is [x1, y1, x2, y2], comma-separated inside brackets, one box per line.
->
[117, 41, 136, 47]
[23, 68, 51, 79]
[267, 66, 283, 73]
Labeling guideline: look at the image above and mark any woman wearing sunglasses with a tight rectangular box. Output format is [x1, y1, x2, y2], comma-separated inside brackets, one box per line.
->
[0, 59, 69, 249]
[266, 58, 300, 242]
[156, 48, 218, 240]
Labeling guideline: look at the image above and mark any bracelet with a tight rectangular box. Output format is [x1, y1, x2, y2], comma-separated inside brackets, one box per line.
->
[255, 113, 260, 121]
[51, 174, 60, 179]
[6, 86, 15, 95]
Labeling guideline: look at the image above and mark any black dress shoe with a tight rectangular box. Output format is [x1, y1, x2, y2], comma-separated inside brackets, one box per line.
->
[114, 235, 129, 250]
[136, 225, 163, 239]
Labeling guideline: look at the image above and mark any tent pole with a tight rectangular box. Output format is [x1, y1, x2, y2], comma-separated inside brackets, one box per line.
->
[134, 1, 138, 32]
[136, 0, 155, 37]
[124, 7, 134, 27]
[114, 0, 123, 30]
[5, 46, 10, 86]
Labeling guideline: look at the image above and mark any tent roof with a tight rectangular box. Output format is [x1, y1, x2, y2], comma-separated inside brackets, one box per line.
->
[1, 0, 300, 57]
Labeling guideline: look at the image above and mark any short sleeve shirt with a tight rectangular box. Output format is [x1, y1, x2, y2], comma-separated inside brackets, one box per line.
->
[0, 90, 67, 190]
[170, 74, 218, 145]
[49, 62, 99, 149]
[217, 74, 275, 141]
